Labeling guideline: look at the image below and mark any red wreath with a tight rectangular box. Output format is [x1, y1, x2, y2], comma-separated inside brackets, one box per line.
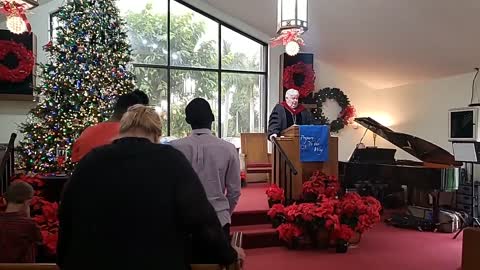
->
[283, 62, 316, 98]
[0, 40, 34, 83]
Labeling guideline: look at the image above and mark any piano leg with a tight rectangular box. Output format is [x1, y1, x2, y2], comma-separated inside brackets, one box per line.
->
[431, 191, 440, 227]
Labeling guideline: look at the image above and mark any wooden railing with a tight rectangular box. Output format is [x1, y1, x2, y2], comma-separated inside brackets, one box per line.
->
[271, 137, 298, 202]
[0, 133, 16, 195]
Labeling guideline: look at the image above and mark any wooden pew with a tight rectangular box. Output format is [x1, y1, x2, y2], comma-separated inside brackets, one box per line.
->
[0, 232, 243, 270]
[240, 133, 272, 182]
[0, 264, 237, 270]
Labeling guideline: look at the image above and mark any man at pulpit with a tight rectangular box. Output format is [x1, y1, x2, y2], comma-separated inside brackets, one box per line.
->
[268, 89, 313, 140]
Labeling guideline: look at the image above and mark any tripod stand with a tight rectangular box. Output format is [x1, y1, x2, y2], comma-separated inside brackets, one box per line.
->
[453, 162, 480, 239]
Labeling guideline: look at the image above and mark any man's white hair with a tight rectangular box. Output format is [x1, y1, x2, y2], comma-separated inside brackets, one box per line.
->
[285, 89, 299, 98]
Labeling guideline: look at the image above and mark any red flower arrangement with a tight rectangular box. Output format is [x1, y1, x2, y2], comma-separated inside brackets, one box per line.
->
[31, 196, 59, 255]
[283, 62, 316, 98]
[240, 171, 246, 181]
[277, 223, 304, 244]
[0, 40, 35, 83]
[268, 203, 285, 219]
[268, 170, 382, 251]
[337, 193, 382, 234]
[266, 184, 285, 204]
[302, 171, 340, 201]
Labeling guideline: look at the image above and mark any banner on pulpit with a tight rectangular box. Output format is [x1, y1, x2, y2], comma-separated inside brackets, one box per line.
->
[299, 125, 329, 162]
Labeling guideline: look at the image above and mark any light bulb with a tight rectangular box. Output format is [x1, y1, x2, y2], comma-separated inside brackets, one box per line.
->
[285, 41, 300, 56]
[6, 15, 27, 34]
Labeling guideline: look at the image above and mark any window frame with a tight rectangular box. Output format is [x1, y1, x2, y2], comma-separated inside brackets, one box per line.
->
[49, 0, 269, 138]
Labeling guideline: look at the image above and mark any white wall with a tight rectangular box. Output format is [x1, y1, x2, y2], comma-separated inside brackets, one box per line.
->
[313, 60, 384, 161]
[0, 0, 62, 143]
[372, 72, 477, 160]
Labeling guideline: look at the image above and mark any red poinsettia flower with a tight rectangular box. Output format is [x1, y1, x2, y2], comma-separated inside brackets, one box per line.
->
[266, 184, 285, 202]
[302, 171, 339, 199]
[277, 223, 303, 243]
[41, 230, 58, 255]
[268, 203, 285, 219]
[334, 224, 355, 241]
[284, 203, 300, 222]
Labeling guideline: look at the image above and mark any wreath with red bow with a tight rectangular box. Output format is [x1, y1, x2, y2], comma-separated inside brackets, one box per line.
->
[283, 62, 316, 98]
[313, 88, 356, 133]
[0, 40, 34, 83]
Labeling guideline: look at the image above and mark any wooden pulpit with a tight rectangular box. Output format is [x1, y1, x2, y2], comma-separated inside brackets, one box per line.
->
[274, 125, 338, 200]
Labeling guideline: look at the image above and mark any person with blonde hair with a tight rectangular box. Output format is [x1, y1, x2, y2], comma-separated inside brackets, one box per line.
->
[57, 105, 240, 270]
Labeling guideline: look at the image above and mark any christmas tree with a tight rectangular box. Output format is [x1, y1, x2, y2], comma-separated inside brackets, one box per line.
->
[18, 0, 136, 174]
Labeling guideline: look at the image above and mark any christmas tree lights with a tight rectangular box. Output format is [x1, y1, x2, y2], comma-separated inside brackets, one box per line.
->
[17, 0, 136, 174]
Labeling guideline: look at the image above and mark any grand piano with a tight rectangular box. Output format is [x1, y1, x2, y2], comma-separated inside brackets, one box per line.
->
[340, 117, 463, 225]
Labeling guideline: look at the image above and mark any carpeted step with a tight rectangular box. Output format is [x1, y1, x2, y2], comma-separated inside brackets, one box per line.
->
[231, 210, 270, 226]
[231, 224, 283, 249]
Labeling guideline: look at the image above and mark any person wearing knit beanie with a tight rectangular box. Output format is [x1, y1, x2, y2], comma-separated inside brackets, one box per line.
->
[171, 98, 241, 258]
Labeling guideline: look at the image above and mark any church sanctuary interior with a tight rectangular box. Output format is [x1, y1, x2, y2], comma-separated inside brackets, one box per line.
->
[1, 0, 480, 269]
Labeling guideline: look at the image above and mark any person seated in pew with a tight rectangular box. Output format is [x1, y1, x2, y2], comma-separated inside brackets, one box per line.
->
[267, 88, 313, 141]
[0, 181, 42, 263]
[71, 91, 149, 163]
[57, 104, 243, 270]
[171, 98, 241, 240]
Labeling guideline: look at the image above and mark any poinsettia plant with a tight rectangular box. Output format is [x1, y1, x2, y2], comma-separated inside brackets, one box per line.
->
[31, 196, 59, 255]
[302, 171, 340, 201]
[266, 184, 285, 205]
[267, 170, 382, 251]
[337, 192, 382, 234]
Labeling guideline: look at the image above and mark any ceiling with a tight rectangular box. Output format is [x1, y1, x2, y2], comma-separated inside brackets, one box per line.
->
[204, 0, 480, 89]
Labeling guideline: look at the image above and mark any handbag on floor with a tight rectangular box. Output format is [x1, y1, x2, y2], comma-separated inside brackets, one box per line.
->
[407, 206, 462, 233]
[386, 213, 436, 232]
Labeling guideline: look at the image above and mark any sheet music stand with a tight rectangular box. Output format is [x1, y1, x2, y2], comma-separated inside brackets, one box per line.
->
[452, 142, 480, 239]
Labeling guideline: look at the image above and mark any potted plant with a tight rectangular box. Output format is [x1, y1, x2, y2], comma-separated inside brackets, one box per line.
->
[266, 184, 285, 207]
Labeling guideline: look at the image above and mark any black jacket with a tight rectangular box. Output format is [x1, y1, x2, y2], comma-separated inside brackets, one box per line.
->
[57, 137, 236, 270]
[268, 104, 314, 138]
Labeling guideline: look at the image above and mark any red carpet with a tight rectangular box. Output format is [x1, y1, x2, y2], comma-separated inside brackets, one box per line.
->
[234, 184, 463, 270]
[235, 183, 269, 212]
[244, 223, 462, 270]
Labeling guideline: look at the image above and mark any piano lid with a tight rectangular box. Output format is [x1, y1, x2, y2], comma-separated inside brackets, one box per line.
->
[355, 117, 461, 166]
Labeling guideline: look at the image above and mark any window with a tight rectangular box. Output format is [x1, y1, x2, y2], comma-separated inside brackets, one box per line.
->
[49, 10, 61, 41]
[50, 0, 268, 138]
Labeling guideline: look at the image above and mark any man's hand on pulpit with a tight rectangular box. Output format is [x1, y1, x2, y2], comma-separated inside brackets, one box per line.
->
[269, 134, 278, 141]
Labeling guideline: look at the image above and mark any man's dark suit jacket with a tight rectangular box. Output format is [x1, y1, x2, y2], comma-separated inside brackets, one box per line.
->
[267, 103, 314, 138]
[57, 137, 236, 270]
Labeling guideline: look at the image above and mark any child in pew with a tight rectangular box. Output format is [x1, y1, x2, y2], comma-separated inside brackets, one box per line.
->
[0, 181, 42, 263]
